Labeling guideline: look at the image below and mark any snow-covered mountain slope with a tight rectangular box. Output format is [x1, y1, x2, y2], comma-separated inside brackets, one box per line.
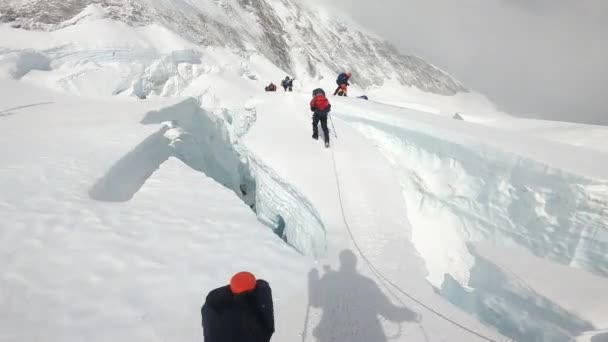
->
[2, 3, 608, 342]
[3, 72, 608, 341]
[0, 80, 311, 341]
[0, 78, 510, 342]
[0, 0, 465, 94]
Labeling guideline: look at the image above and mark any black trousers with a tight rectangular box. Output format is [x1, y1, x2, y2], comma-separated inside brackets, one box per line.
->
[312, 112, 329, 142]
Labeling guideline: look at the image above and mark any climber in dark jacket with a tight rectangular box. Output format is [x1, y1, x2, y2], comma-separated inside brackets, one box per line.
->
[282, 76, 294, 91]
[333, 72, 351, 96]
[201, 272, 274, 342]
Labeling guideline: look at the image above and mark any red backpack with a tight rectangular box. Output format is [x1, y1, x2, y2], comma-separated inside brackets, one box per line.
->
[310, 94, 330, 112]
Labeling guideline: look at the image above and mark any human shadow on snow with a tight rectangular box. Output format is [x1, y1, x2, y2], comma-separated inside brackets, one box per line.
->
[307, 250, 419, 342]
[592, 331, 608, 342]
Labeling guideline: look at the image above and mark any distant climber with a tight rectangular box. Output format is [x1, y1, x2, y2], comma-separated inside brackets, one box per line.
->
[310, 88, 332, 147]
[333, 72, 351, 96]
[282, 76, 294, 92]
[201, 272, 274, 342]
[265, 83, 277, 92]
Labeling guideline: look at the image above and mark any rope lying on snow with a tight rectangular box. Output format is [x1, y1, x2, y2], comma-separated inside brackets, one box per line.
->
[329, 146, 501, 342]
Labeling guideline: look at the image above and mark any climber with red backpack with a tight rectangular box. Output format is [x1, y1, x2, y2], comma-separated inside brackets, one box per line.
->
[310, 88, 332, 147]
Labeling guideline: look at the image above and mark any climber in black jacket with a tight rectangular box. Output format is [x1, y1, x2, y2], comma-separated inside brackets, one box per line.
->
[201, 272, 274, 342]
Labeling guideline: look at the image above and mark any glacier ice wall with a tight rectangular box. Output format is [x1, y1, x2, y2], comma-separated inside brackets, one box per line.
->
[337, 115, 608, 286]
[441, 245, 593, 342]
[335, 114, 608, 341]
[92, 98, 327, 256]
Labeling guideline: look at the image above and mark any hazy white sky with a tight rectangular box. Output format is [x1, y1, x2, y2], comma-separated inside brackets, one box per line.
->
[327, 0, 608, 124]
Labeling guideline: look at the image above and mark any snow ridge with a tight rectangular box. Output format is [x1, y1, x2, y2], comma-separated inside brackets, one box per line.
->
[0, 0, 465, 94]
[338, 115, 608, 284]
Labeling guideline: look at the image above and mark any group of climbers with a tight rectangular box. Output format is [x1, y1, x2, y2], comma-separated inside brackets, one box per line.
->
[200, 73, 412, 342]
[308, 71, 355, 147]
[201, 74, 350, 340]
[265, 72, 353, 96]
[265, 76, 295, 92]
[263, 71, 360, 149]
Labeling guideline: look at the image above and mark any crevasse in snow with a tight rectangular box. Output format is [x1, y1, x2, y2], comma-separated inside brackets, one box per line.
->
[0, 49, 51, 79]
[3, 5, 607, 340]
[337, 115, 608, 286]
[441, 245, 593, 342]
[326, 113, 608, 341]
[89, 97, 326, 257]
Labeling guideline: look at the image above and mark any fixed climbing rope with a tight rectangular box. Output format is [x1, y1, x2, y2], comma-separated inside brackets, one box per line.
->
[329, 146, 501, 342]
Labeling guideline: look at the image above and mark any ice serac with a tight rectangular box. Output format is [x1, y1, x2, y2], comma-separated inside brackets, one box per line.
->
[336, 114, 608, 286]
[0, 0, 465, 95]
[327, 105, 608, 341]
[0, 49, 51, 79]
[441, 245, 594, 342]
[93, 97, 327, 257]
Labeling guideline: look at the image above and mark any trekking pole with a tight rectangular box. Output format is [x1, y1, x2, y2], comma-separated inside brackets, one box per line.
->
[329, 114, 338, 138]
[301, 299, 311, 342]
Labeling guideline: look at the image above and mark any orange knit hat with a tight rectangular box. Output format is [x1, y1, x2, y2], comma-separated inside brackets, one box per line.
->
[230, 272, 257, 294]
